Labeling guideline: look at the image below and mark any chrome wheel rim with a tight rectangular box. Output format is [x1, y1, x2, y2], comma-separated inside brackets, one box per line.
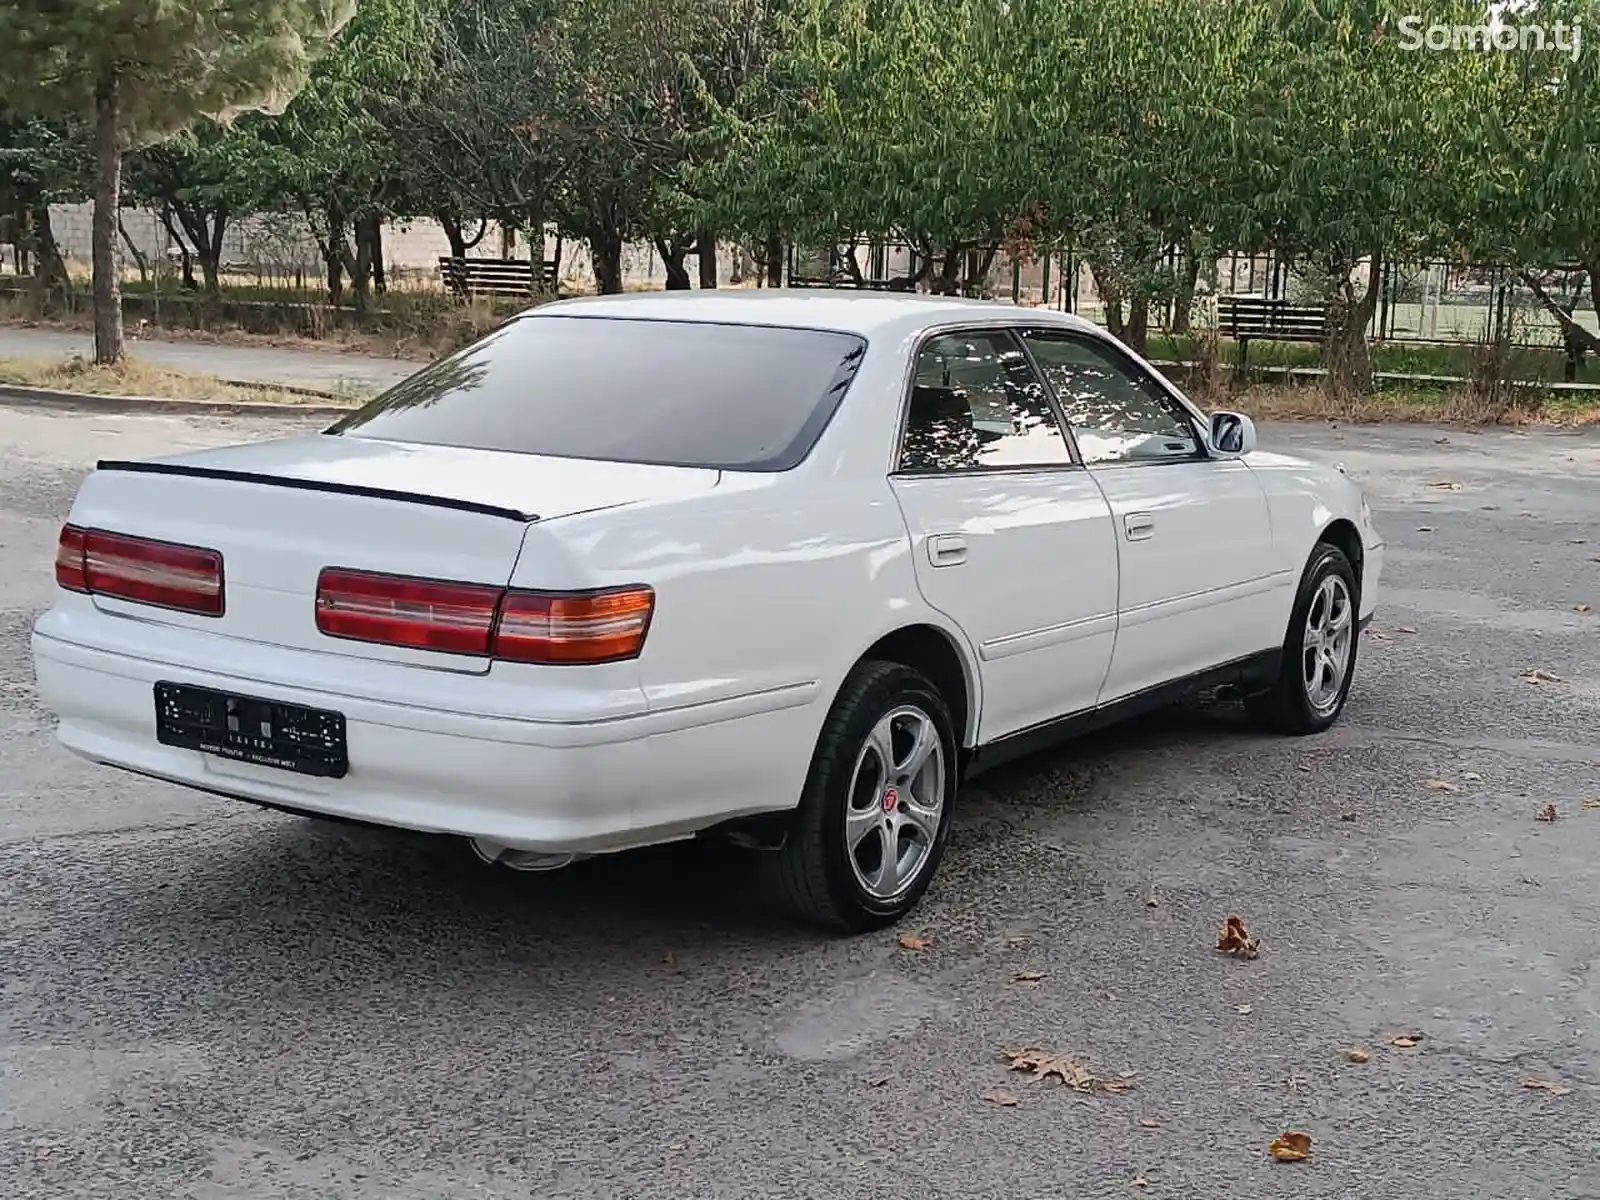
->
[1302, 574, 1354, 715]
[845, 705, 946, 902]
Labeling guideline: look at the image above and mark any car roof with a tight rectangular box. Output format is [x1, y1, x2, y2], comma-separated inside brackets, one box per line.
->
[525, 288, 1103, 339]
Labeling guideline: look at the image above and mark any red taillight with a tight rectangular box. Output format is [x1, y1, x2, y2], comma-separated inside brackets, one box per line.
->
[55, 525, 88, 592]
[315, 569, 502, 655]
[57, 524, 224, 615]
[314, 569, 654, 664]
[495, 587, 655, 664]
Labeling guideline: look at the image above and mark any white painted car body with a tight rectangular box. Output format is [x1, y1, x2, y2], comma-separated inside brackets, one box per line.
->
[31, 291, 1383, 859]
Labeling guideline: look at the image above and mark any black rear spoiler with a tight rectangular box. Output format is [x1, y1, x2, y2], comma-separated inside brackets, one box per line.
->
[93, 460, 538, 523]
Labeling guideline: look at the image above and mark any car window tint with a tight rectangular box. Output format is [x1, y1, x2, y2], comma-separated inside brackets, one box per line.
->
[327, 315, 867, 472]
[1020, 332, 1203, 466]
[898, 330, 1072, 473]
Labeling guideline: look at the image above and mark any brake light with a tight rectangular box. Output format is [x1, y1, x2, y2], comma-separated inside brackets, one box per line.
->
[55, 525, 87, 592]
[496, 587, 655, 664]
[56, 524, 224, 615]
[315, 569, 502, 655]
[314, 569, 654, 664]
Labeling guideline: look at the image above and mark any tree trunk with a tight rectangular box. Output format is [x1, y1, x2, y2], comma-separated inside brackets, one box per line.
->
[157, 204, 197, 290]
[91, 67, 125, 365]
[1089, 260, 1124, 338]
[204, 213, 226, 296]
[1325, 246, 1384, 397]
[27, 201, 69, 312]
[697, 230, 718, 289]
[592, 228, 624, 294]
[174, 202, 225, 297]
[369, 218, 386, 294]
[354, 213, 384, 297]
[1123, 294, 1150, 356]
[654, 236, 693, 290]
[763, 231, 783, 287]
[324, 206, 346, 303]
[345, 217, 374, 312]
[1172, 255, 1202, 335]
[1522, 267, 1600, 356]
[440, 213, 467, 259]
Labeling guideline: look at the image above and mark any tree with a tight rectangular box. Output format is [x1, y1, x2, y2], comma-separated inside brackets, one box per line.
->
[1444, 0, 1600, 357]
[0, 111, 91, 308]
[0, 1, 357, 362]
[124, 124, 262, 296]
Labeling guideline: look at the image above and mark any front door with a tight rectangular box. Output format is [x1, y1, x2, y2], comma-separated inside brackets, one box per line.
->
[889, 328, 1120, 741]
[1019, 329, 1284, 702]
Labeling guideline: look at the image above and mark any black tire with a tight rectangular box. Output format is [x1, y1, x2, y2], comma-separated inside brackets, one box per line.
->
[1247, 542, 1361, 735]
[767, 660, 959, 933]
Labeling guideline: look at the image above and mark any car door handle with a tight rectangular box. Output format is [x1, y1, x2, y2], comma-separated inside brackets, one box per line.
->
[928, 534, 968, 567]
[1124, 512, 1155, 541]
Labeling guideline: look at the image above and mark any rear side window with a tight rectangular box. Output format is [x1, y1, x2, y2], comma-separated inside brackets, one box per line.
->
[328, 315, 867, 471]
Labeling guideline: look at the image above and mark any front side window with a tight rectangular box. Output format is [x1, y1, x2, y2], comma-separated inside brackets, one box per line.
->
[897, 330, 1073, 473]
[1021, 332, 1205, 466]
[328, 315, 867, 472]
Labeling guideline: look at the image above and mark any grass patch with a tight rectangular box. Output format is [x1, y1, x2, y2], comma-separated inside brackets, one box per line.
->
[1216, 381, 1600, 426]
[0, 354, 366, 407]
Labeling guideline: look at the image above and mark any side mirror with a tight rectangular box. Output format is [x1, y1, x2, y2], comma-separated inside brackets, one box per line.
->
[1210, 411, 1257, 456]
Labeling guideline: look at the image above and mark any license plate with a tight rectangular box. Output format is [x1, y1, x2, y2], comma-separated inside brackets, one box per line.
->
[154, 682, 348, 779]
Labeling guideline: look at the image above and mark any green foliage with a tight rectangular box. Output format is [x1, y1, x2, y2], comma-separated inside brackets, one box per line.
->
[0, 0, 358, 143]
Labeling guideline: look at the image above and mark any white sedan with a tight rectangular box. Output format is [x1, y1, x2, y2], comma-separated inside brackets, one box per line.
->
[31, 291, 1382, 931]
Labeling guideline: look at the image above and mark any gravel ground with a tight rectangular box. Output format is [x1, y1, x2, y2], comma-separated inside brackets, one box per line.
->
[1, 404, 1597, 1199]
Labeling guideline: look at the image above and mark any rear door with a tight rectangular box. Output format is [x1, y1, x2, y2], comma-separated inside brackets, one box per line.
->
[889, 328, 1119, 742]
[1018, 328, 1281, 702]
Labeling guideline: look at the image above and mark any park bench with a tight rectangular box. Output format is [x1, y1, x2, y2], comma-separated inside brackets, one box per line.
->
[1216, 294, 1329, 370]
[438, 256, 559, 298]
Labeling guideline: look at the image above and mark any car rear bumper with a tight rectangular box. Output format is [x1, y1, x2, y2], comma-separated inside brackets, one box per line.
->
[31, 625, 821, 854]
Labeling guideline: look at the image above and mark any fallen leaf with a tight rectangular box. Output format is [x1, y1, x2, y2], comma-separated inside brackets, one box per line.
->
[1236, 1004, 1254, 1016]
[662, 951, 676, 966]
[1576, 604, 1592, 613]
[1139, 1117, 1163, 1129]
[1463, 771, 1483, 781]
[1519, 511, 1538, 518]
[1295, 762, 1312, 772]
[1013, 970, 1044, 983]
[1435, 436, 1450, 444]
[1430, 480, 1461, 490]
[1425, 779, 1460, 793]
[1344, 1047, 1371, 1063]
[1216, 915, 1261, 959]
[1145, 893, 1160, 908]
[1521, 668, 1565, 685]
[1519, 1077, 1573, 1096]
[1572, 538, 1588, 544]
[1415, 525, 1435, 533]
[1004, 935, 1027, 948]
[867, 1076, 889, 1088]
[898, 933, 930, 951]
[1535, 804, 1558, 823]
[1340, 811, 1357, 821]
[1132, 1176, 1149, 1188]
[1002, 1047, 1135, 1094]
[1269, 1132, 1313, 1162]
[1366, 628, 1394, 641]
[1581, 799, 1600, 810]
[1397, 624, 1418, 634]
[981, 1087, 1019, 1107]
[1391, 1034, 1424, 1048]
[1104, 990, 1119, 1001]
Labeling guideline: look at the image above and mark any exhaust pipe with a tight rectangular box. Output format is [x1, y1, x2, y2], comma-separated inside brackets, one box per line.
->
[468, 837, 580, 872]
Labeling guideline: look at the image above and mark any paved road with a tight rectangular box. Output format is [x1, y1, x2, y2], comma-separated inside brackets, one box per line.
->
[0, 326, 417, 392]
[2, 405, 1597, 1199]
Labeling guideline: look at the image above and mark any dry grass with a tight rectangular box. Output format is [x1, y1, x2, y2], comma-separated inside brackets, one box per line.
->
[1206, 381, 1600, 427]
[0, 355, 364, 407]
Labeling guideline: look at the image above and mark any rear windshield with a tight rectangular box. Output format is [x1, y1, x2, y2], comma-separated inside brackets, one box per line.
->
[327, 314, 867, 471]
